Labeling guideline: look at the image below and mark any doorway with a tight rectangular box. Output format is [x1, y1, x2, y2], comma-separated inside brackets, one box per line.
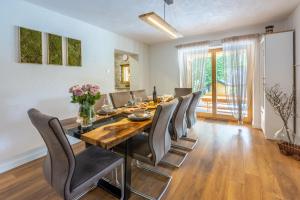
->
[197, 48, 251, 123]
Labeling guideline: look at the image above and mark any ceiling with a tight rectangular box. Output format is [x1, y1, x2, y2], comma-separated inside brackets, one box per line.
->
[25, 0, 300, 44]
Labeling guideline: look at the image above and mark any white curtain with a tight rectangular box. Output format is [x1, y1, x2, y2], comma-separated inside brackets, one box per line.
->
[223, 36, 258, 122]
[178, 43, 209, 92]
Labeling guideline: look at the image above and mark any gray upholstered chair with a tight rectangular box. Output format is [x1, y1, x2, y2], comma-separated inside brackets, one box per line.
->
[109, 91, 132, 108]
[27, 108, 124, 200]
[125, 99, 178, 199]
[94, 94, 109, 112]
[130, 89, 147, 101]
[186, 91, 202, 129]
[174, 88, 192, 98]
[169, 94, 196, 151]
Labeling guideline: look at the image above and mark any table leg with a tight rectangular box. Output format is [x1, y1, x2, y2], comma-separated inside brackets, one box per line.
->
[97, 140, 132, 199]
[97, 139, 132, 199]
[97, 179, 121, 198]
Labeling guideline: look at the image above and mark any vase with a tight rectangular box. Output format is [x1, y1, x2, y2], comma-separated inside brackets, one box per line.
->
[78, 103, 95, 128]
[274, 126, 293, 143]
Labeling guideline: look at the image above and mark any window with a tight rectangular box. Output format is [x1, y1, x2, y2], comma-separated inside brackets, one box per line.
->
[196, 48, 250, 122]
[121, 64, 130, 83]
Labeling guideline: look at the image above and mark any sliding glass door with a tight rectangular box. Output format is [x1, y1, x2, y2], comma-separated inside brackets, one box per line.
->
[197, 48, 251, 122]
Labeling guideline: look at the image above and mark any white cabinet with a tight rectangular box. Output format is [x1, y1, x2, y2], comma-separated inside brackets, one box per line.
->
[260, 31, 294, 139]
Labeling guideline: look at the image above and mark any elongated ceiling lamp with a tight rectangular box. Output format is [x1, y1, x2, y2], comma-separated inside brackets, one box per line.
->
[139, 0, 183, 39]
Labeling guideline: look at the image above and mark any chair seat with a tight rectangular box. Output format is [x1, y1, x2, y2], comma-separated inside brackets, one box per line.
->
[115, 134, 153, 165]
[131, 134, 152, 162]
[71, 146, 123, 191]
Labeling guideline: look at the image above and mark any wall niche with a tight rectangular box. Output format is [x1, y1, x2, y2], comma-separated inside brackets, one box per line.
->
[114, 50, 138, 91]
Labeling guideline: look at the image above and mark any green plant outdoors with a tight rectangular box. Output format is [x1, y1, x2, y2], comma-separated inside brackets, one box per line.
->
[192, 53, 225, 92]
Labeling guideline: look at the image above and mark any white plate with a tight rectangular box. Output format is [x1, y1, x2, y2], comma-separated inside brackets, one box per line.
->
[128, 113, 151, 121]
[97, 109, 117, 115]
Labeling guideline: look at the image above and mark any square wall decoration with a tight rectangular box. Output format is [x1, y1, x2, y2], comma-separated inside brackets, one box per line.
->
[67, 38, 81, 66]
[19, 27, 42, 64]
[48, 33, 62, 65]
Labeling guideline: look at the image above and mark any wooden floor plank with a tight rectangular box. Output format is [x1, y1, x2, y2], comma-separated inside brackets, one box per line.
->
[1, 119, 300, 199]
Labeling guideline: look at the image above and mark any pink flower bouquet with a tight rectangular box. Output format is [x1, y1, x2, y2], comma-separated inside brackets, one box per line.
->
[69, 84, 101, 105]
[69, 84, 101, 127]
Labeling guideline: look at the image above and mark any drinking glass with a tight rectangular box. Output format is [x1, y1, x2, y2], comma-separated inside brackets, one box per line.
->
[135, 97, 143, 107]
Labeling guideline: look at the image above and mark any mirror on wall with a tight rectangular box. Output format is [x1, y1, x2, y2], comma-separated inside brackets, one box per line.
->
[114, 50, 138, 91]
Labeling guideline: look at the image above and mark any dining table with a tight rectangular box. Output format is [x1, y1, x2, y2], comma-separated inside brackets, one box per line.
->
[66, 104, 158, 200]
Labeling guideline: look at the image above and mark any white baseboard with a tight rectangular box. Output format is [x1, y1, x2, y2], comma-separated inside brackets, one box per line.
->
[0, 136, 80, 174]
[0, 146, 47, 174]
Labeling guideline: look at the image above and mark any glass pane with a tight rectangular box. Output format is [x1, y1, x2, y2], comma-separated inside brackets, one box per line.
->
[215, 51, 248, 117]
[215, 51, 230, 115]
[197, 53, 212, 113]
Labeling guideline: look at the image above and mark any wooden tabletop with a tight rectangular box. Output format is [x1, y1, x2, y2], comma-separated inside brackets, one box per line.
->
[81, 117, 152, 149]
[63, 104, 158, 149]
[61, 110, 123, 130]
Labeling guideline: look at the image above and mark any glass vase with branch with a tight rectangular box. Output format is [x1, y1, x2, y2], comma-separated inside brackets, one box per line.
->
[265, 84, 295, 144]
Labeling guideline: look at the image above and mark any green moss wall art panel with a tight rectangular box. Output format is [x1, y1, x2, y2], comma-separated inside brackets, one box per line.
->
[67, 38, 82, 67]
[19, 27, 42, 64]
[48, 33, 62, 65]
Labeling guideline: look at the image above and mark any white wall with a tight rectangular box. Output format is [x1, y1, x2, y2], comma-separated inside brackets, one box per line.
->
[285, 5, 300, 142]
[0, 0, 149, 172]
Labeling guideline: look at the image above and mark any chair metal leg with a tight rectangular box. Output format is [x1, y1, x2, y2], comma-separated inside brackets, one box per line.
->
[171, 137, 198, 151]
[74, 185, 97, 200]
[181, 136, 198, 143]
[183, 128, 198, 143]
[171, 143, 192, 151]
[160, 148, 188, 168]
[132, 162, 172, 200]
[120, 163, 124, 200]
[97, 163, 124, 200]
[114, 168, 120, 186]
[110, 149, 121, 187]
[131, 188, 156, 200]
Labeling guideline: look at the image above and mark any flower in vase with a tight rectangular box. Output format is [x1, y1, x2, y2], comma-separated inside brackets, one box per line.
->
[73, 88, 84, 97]
[69, 83, 101, 128]
[69, 83, 101, 104]
[69, 85, 81, 93]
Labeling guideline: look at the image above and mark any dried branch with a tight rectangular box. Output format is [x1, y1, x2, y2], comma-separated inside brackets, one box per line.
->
[265, 84, 295, 143]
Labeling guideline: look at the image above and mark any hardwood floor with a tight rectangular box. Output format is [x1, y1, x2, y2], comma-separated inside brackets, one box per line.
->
[1, 119, 300, 200]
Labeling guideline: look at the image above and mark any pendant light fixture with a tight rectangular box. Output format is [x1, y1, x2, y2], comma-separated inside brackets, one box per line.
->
[139, 0, 183, 39]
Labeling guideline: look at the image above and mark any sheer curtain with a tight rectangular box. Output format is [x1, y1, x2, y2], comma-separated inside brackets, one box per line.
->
[178, 43, 209, 92]
[223, 36, 258, 122]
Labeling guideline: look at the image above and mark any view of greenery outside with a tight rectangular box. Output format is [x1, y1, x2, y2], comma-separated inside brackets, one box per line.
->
[191, 56, 211, 92]
[191, 53, 225, 93]
[203, 56, 212, 90]
[193, 50, 249, 117]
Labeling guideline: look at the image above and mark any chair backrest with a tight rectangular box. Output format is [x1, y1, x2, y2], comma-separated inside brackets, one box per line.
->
[27, 109, 74, 199]
[170, 94, 193, 140]
[109, 91, 132, 108]
[94, 94, 109, 111]
[148, 99, 178, 165]
[174, 88, 192, 98]
[130, 89, 147, 100]
[186, 91, 202, 128]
